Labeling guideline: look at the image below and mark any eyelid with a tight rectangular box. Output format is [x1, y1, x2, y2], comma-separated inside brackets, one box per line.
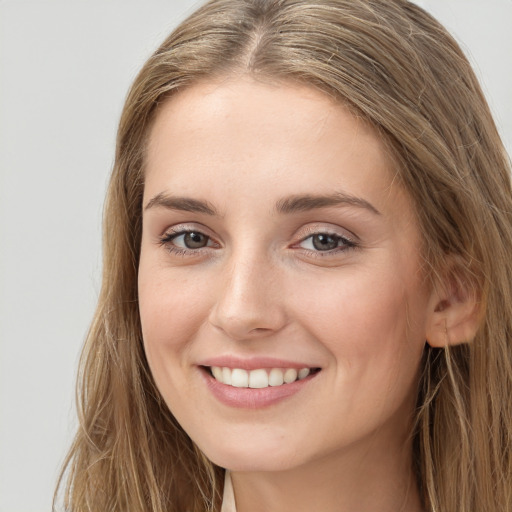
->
[158, 223, 220, 251]
[298, 234, 352, 249]
[294, 233, 356, 253]
[156, 222, 358, 258]
[163, 231, 216, 248]
[293, 223, 358, 244]
[158, 221, 220, 242]
[289, 223, 359, 259]
[159, 222, 213, 237]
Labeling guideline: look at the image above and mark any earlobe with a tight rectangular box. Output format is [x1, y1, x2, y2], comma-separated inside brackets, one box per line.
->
[425, 271, 481, 348]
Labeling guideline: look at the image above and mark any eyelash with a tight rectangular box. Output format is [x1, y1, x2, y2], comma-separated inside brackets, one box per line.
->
[158, 229, 216, 256]
[295, 232, 357, 257]
[158, 228, 357, 258]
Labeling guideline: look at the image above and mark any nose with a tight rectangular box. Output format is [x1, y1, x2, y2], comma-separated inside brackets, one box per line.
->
[208, 251, 288, 341]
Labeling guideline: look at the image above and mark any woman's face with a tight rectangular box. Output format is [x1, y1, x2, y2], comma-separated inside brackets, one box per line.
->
[138, 77, 434, 472]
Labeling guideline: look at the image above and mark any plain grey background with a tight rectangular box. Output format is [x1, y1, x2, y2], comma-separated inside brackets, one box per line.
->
[0, 1, 511, 511]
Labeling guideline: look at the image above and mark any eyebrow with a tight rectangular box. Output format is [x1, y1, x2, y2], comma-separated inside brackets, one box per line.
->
[144, 191, 380, 216]
[275, 192, 381, 216]
[144, 193, 218, 215]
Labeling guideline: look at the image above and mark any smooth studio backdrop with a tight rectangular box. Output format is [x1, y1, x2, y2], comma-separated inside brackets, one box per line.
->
[0, 1, 511, 511]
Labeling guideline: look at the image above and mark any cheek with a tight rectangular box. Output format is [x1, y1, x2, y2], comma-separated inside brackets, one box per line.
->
[291, 262, 428, 398]
[139, 260, 207, 337]
[296, 271, 420, 340]
[138, 263, 211, 390]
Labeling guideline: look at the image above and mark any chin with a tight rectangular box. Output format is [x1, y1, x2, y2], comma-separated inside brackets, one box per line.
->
[200, 439, 303, 473]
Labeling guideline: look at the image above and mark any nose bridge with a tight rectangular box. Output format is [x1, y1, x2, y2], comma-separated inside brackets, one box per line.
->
[209, 242, 286, 340]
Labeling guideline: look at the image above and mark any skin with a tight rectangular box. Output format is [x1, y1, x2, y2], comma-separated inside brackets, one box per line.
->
[138, 77, 435, 512]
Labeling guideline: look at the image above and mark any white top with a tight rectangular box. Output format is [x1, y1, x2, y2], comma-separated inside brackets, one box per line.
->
[220, 471, 237, 512]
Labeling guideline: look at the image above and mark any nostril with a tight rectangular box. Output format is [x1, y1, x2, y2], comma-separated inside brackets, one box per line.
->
[208, 306, 287, 341]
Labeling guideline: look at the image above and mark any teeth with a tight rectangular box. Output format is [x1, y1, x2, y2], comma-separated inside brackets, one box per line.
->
[210, 366, 313, 388]
[268, 368, 284, 386]
[222, 367, 232, 385]
[231, 368, 249, 388]
[283, 368, 298, 383]
[211, 366, 223, 381]
[249, 369, 268, 388]
[298, 368, 310, 380]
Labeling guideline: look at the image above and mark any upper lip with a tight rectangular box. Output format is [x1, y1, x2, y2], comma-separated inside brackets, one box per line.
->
[198, 356, 321, 371]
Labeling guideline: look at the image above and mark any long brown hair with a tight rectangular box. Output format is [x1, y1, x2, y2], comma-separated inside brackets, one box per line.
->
[55, 1, 512, 511]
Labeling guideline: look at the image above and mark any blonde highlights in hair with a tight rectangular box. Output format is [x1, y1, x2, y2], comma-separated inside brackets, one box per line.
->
[55, 1, 512, 511]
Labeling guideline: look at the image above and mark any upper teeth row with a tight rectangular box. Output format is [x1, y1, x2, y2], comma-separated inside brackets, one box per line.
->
[210, 367, 311, 388]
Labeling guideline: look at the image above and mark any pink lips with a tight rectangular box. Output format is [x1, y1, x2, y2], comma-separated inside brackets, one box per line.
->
[198, 356, 321, 409]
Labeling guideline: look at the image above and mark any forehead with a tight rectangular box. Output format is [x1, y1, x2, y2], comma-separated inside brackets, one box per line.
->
[144, 77, 403, 216]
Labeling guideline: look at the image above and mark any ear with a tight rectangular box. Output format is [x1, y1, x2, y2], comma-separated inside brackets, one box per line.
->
[425, 259, 481, 348]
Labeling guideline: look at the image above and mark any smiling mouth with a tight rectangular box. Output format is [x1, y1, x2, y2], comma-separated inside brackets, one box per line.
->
[205, 366, 321, 388]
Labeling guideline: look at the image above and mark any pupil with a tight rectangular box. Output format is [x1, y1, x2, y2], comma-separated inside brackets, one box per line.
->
[312, 234, 338, 251]
[184, 232, 207, 249]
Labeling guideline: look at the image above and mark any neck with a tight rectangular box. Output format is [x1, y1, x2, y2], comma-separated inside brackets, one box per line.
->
[230, 435, 423, 512]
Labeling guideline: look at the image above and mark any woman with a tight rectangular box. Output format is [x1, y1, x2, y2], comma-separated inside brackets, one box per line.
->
[55, 1, 512, 511]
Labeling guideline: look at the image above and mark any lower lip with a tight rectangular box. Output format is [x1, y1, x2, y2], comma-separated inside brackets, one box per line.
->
[200, 368, 319, 409]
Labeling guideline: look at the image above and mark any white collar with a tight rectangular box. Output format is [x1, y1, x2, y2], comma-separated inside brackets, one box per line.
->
[220, 470, 237, 512]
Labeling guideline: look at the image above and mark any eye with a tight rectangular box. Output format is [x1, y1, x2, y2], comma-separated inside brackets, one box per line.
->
[298, 232, 355, 252]
[172, 231, 211, 249]
[159, 229, 217, 253]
